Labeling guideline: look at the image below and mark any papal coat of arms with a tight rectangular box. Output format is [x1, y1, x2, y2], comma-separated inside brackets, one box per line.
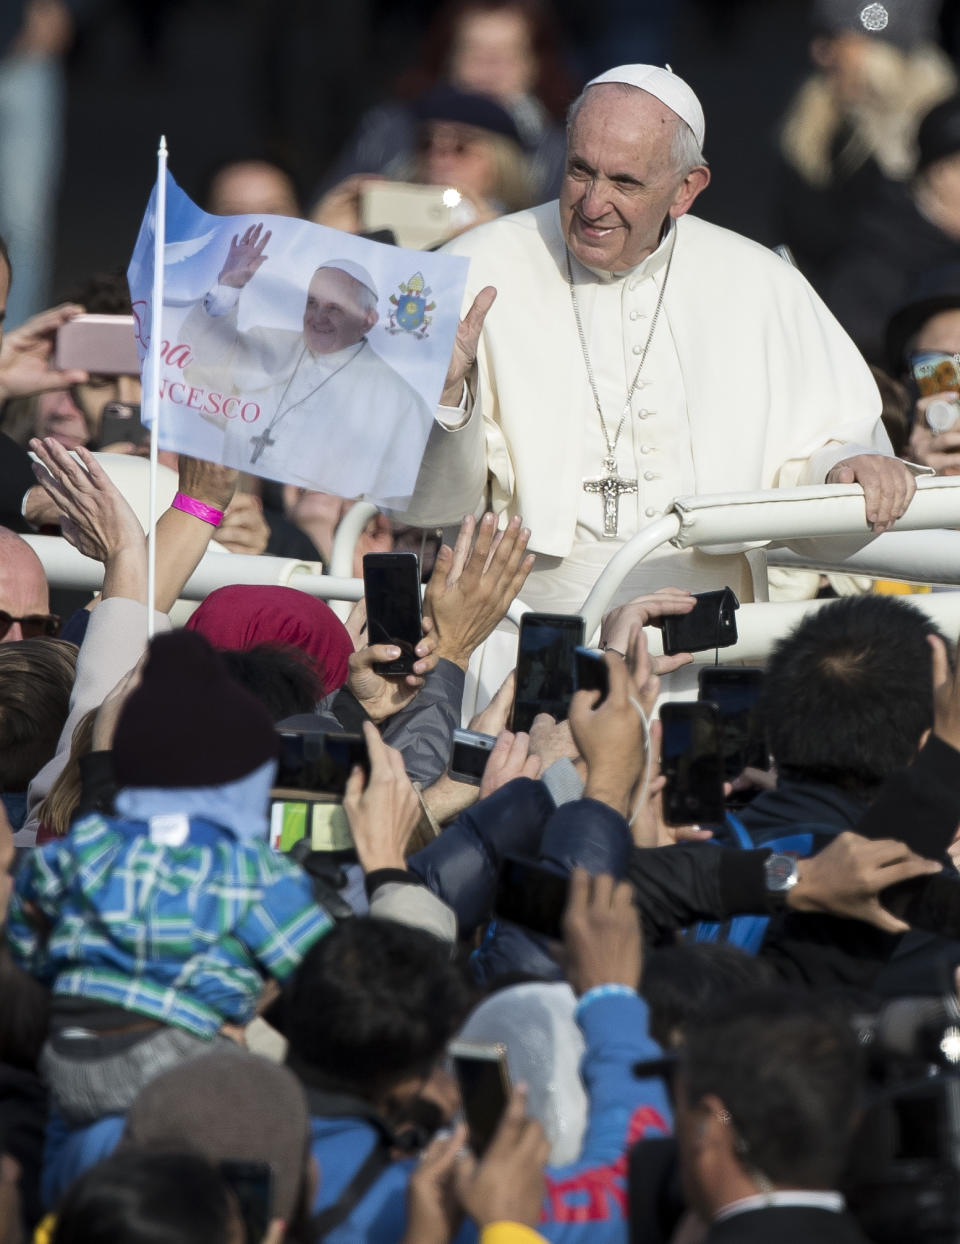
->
[387, 272, 436, 338]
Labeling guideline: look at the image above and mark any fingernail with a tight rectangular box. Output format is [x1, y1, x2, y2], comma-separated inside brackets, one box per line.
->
[386, 646, 400, 657]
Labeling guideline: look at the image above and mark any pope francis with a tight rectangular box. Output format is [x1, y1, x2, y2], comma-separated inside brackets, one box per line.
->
[395, 63, 918, 624]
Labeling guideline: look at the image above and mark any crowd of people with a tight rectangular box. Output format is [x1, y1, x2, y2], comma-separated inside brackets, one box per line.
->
[5, 2, 960, 1243]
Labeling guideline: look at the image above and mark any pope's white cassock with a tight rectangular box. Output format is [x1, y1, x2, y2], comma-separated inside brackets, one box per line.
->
[394, 201, 897, 616]
[180, 287, 433, 501]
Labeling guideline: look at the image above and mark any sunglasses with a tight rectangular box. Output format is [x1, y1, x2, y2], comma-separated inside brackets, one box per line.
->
[0, 611, 61, 640]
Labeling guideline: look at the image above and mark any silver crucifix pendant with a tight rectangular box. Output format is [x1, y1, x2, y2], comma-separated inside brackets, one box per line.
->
[583, 456, 638, 538]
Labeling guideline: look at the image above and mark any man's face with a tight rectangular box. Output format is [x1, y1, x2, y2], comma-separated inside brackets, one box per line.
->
[560, 85, 709, 272]
[303, 269, 377, 355]
[0, 536, 50, 642]
[74, 373, 142, 449]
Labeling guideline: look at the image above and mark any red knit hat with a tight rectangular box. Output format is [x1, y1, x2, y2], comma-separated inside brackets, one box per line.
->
[113, 630, 278, 789]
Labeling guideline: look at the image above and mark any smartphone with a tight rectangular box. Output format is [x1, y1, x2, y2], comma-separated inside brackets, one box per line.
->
[659, 702, 726, 826]
[218, 1160, 272, 1244]
[697, 667, 769, 778]
[511, 612, 585, 734]
[494, 855, 570, 941]
[275, 730, 369, 796]
[55, 314, 140, 375]
[661, 588, 739, 657]
[98, 400, 149, 449]
[574, 646, 609, 705]
[912, 350, 960, 399]
[449, 1040, 511, 1158]
[360, 181, 477, 251]
[449, 728, 497, 786]
[363, 552, 422, 675]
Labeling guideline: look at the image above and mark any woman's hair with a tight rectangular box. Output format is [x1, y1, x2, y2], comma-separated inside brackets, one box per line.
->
[0, 639, 78, 791]
[34, 708, 97, 837]
[483, 129, 536, 210]
[396, 0, 575, 120]
[50, 1150, 237, 1244]
[219, 643, 322, 721]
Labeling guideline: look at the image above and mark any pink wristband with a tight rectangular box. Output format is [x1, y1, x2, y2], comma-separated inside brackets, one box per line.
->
[172, 492, 224, 527]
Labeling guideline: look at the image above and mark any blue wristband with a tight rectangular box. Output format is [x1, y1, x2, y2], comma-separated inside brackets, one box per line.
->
[576, 983, 638, 1018]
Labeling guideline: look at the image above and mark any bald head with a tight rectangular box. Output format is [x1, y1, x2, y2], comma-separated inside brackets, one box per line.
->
[0, 529, 50, 642]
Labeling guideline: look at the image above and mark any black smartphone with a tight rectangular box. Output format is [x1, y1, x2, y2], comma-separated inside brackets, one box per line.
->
[449, 728, 497, 786]
[697, 666, 769, 778]
[218, 1160, 272, 1244]
[511, 612, 585, 734]
[449, 1040, 511, 1157]
[494, 855, 570, 941]
[275, 730, 369, 797]
[661, 588, 739, 656]
[574, 645, 609, 705]
[98, 400, 149, 449]
[362, 552, 422, 675]
[659, 701, 726, 826]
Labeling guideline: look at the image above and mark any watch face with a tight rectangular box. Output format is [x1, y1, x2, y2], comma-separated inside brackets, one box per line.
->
[765, 853, 798, 892]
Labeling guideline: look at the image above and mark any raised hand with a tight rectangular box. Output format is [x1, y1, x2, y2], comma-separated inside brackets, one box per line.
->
[563, 868, 644, 996]
[343, 722, 421, 874]
[0, 302, 88, 401]
[441, 286, 497, 407]
[422, 512, 534, 671]
[599, 587, 696, 676]
[218, 222, 272, 289]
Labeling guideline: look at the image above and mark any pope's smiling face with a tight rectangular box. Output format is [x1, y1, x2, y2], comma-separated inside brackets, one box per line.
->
[560, 84, 709, 273]
[303, 268, 378, 355]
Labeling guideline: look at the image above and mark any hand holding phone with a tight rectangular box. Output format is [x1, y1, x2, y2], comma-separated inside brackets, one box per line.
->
[574, 646, 609, 705]
[563, 868, 644, 997]
[449, 1040, 511, 1157]
[449, 728, 497, 786]
[660, 588, 739, 657]
[568, 653, 646, 817]
[363, 552, 422, 675]
[511, 612, 584, 733]
[342, 721, 420, 874]
[659, 702, 726, 826]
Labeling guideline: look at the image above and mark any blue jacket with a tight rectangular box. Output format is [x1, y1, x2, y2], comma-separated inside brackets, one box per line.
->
[307, 990, 671, 1244]
[410, 784, 633, 984]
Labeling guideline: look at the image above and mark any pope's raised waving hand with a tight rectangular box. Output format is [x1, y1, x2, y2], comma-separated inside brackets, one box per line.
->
[441, 285, 497, 407]
[218, 222, 272, 289]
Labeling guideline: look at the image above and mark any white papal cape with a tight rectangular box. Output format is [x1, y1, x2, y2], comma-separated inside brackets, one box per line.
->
[398, 203, 892, 586]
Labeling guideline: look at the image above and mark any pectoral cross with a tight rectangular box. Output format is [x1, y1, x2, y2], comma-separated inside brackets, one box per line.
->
[583, 457, 637, 539]
[249, 426, 275, 465]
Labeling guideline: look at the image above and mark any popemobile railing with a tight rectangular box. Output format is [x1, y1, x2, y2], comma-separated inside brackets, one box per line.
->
[23, 476, 960, 671]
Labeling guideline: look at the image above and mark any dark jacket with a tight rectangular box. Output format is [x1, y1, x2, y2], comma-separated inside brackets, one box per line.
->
[705, 1205, 871, 1244]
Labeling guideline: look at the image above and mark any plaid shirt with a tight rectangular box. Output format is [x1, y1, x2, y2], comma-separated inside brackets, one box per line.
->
[7, 813, 332, 1038]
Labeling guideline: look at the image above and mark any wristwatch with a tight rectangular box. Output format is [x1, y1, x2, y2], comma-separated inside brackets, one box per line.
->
[763, 852, 799, 911]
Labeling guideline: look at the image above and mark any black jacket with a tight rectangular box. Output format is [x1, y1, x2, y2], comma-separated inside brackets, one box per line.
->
[705, 1205, 871, 1244]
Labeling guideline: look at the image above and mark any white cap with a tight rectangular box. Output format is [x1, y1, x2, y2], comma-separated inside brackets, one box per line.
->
[314, 258, 378, 301]
[585, 64, 705, 150]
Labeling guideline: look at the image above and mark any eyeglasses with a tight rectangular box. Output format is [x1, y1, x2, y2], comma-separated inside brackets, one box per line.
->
[0, 611, 61, 640]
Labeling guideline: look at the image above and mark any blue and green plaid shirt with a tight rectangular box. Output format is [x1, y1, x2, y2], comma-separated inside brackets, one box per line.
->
[7, 813, 333, 1038]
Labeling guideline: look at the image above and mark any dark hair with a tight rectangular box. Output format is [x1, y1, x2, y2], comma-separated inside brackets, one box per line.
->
[642, 943, 777, 1050]
[0, 638, 78, 790]
[870, 365, 913, 458]
[396, 0, 576, 120]
[285, 918, 472, 1103]
[0, 937, 50, 1071]
[759, 595, 940, 792]
[51, 1150, 236, 1244]
[63, 270, 132, 315]
[219, 644, 321, 722]
[680, 987, 863, 1188]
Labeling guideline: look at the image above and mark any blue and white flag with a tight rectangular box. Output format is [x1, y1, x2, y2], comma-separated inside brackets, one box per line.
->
[127, 171, 468, 504]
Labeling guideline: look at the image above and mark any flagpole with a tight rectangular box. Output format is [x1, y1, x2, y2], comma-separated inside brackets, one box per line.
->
[146, 135, 167, 640]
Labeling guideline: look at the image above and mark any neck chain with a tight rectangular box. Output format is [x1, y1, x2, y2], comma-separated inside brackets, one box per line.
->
[565, 234, 675, 464]
[248, 340, 366, 465]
